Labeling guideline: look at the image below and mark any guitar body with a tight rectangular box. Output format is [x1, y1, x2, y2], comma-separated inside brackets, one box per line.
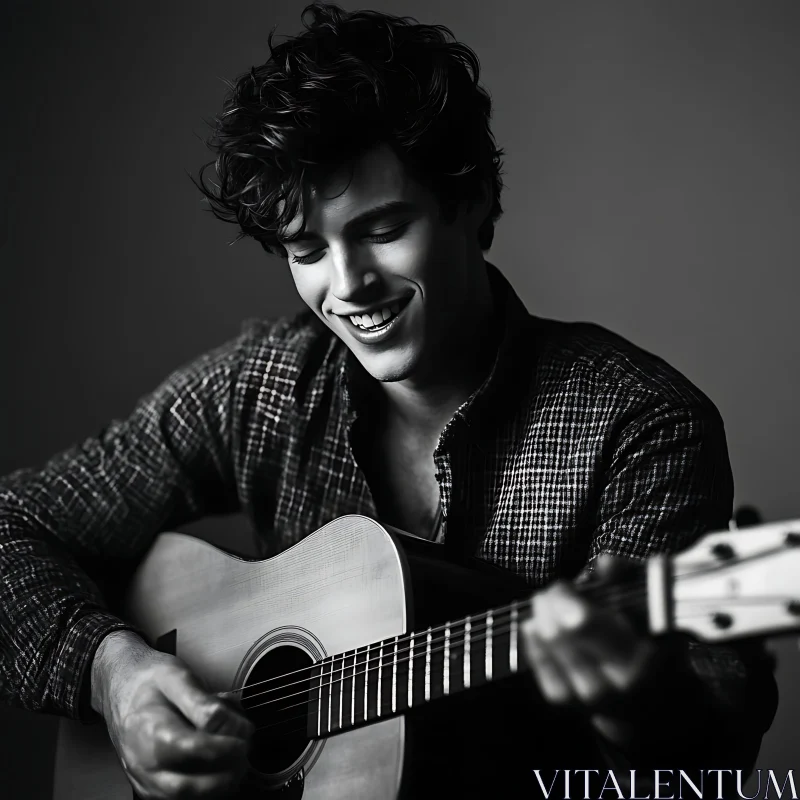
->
[53, 515, 530, 800]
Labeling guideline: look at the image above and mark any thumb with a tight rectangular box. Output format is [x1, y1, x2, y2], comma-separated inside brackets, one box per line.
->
[158, 667, 253, 739]
[591, 553, 638, 582]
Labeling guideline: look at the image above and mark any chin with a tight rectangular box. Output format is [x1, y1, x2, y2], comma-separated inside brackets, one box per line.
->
[356, 349, 418, 384]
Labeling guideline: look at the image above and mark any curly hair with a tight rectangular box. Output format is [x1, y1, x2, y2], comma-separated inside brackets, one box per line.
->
[197, 2, 505, 255]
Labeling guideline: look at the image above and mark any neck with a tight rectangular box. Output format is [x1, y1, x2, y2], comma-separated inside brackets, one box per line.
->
[381, 271, 498, 435]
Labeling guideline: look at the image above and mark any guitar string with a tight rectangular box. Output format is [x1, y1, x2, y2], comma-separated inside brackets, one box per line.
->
[242, 612, 537, 713]
[243, 614, 551, 735]
[235, 581, 652, 711]
[240, 588, 651, 724]
[224, 576, 647, 702]
[241, 588, 800, 719]
[224, 544, 779, 702]
[220, 545, 783, 706]
[235, 603, 531, 706]
[240, 591, 795, 742]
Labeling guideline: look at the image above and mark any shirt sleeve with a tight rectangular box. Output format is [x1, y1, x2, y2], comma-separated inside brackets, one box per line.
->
[590, 399, 778, 774]
[0, 331, 253, 721]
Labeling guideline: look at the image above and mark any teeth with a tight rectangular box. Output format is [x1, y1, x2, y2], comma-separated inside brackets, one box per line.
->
[348, 303, 403, 330]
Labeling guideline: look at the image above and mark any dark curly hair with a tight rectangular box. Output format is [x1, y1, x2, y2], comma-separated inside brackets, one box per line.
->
[197, 2, 505, 255]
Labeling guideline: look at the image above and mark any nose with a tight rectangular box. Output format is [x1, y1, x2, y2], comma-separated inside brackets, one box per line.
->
[329, 246, 380, 302]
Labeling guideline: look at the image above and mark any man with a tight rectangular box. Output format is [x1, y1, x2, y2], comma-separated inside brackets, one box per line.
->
[0, 3, 777, 798]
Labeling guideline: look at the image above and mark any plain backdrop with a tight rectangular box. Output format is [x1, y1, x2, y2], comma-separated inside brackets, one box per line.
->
[1, 1, 798, 797]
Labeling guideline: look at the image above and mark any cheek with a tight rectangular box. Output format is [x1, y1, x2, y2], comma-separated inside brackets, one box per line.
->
[382, 223, 440, 282]
[290, 268, 328, 317]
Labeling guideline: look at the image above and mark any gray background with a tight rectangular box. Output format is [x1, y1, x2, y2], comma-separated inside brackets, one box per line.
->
[2, 1, 798, 796]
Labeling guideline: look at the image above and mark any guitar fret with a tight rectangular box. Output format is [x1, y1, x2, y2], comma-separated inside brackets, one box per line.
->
[425, 628, 432, 702]
[392, 636, 398, 713]
[510, 606, 518, 672]
[443, 625, 450, 695]
[485, 612, 493, 682]
[464, 617, 471, 689]
[354, 646, 367, 724]
[311, 601, 530, 733]
[377, 641, 383, 717]
[338, 655, 345, 729]
[366, 643, 380, 721]
[327, 657, 333, 734]
[408, 633, 414, 707]
[314, 661, 322, 738]
[363, 644, 370, 721]
[351, 648, 357, 726]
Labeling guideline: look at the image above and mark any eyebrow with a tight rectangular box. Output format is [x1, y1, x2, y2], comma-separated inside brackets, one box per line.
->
[279, 200, 418, 245]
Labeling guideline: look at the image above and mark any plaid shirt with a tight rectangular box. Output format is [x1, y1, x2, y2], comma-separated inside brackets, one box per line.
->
[0, 266, 775, 770]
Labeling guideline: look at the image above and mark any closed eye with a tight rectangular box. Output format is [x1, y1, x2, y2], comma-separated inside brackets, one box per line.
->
[365, 222, 410, 244]
[291, 249, 325, 266]
[290, 223, 410, 266]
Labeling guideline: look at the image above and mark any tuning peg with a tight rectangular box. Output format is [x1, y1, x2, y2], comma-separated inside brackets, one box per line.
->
[730, 506, 762, 529]
[711, 542, 735, 560]
[712, 613, 734, 629]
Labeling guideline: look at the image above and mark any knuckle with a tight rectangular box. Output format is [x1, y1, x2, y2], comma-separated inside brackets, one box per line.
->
[562, 603, 589, 632]
[536, 621, 560, 643]
[160, 772, 206, 800]
[155, 724, 178, 748]
[201, 701, 227, 730]
[542, 680, 571, 705]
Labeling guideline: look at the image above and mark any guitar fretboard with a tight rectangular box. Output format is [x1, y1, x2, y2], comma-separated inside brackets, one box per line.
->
[307, 600, 530, 737]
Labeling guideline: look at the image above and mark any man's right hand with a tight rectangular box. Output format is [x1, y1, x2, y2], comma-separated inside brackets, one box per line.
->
[91, 630, 255, 799]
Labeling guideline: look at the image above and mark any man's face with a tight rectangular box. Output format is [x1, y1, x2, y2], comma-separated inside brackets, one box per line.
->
[280, 143, 488, 385]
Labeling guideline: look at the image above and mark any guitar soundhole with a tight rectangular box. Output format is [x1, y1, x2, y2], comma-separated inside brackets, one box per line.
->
[241, 645, 314, 776]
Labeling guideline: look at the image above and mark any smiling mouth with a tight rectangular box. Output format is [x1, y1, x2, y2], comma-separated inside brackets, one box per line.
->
[346, 298, 410, 332]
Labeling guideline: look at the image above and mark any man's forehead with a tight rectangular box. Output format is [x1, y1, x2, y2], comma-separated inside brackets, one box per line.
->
[281, 145, 418, 237]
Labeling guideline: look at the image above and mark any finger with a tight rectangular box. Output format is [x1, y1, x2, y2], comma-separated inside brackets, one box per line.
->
[587, 553, 641, 585]
[521, 620, 573, 705]
[530, 581, 586, 641]
[216, 690, 244, 710]
[214, 692, 256, 736]
[137, 704, 249, 773]
[152, 768, 245, 799]
[529, 584, 615, 707]
[580, 632, 659, 693]
[156, 730, 250, 772]
[545, 636, 614, 707]
[592, 553, 626, 580]
[157, 668, 253, 739]
[536, 580, 643, 663]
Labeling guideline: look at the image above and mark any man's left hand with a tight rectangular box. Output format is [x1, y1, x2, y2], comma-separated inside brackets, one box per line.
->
[520, 555, 666, 741]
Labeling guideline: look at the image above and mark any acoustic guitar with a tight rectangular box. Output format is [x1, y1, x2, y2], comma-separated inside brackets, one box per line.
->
[53, 514, 800, 799]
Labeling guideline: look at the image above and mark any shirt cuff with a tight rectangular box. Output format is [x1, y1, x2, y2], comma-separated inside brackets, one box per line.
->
[50, 610, 139, 723]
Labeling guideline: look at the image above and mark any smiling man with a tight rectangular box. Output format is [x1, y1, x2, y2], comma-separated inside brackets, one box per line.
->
[0, 3, 776, 799]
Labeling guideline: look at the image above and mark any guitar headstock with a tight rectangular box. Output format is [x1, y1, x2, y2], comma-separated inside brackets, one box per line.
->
[660, 518, 800, 642]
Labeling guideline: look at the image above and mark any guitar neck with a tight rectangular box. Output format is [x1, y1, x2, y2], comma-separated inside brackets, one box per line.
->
[306, 563, 650, 738]
[309, 598, 532, 738]
[300, 512, 800, 740]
